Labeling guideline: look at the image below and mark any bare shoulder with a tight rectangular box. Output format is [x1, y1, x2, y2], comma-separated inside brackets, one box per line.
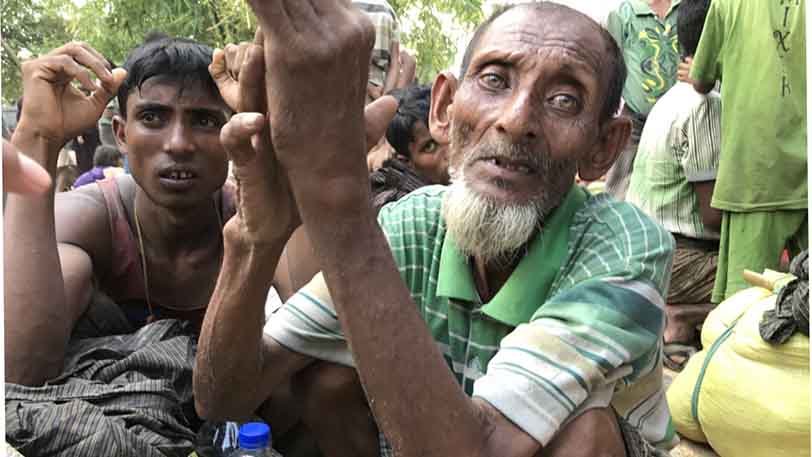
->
[54, 176, 129, 267]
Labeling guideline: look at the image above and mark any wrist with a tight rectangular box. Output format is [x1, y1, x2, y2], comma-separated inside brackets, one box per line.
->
[11, 124, 66, 170]
[223, 221, 290, 261]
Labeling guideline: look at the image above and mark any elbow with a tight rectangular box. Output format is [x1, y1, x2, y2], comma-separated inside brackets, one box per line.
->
[193, 376, 227, 421]
[194, 397, 230, 422]
[193, 372, 260, 421]
[193, 365, 237, 421]
[194, 384, 243, 422]
[692, 80, 714, 95]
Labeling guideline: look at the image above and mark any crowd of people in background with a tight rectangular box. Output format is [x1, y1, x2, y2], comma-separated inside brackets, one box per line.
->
[2, 1, 807, 457]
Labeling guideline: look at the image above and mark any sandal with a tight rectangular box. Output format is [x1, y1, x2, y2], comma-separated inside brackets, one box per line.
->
[662, 342, 699, 372]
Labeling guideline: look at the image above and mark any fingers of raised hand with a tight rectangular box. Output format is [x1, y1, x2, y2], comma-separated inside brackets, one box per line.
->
[210, 48, 229, 83]
[249, 0, 374, 60]
[224, 43, 252, 81]
[220, 112, 266, 166]
[397, 51, 417, 88]
[46, 42, 114, 90]
[211, 48, 241, 111]
[91, 68, 127, 106]
[238, 45, 266, 113]
[364, 95, 398, 153]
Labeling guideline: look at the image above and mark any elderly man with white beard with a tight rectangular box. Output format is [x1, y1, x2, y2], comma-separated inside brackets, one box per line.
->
[195, 2, 677, 457]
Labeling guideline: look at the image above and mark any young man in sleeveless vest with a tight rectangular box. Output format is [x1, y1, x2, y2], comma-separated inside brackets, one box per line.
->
[5, 37, 236, 386]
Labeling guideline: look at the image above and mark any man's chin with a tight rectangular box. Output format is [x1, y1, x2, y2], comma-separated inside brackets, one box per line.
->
[443, 179, 542, 265]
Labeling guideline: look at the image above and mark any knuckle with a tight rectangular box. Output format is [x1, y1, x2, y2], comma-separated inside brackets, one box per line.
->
[67, 41, 85, 52]
[220, 121, 239, 146]
[21, 60, 35, 74]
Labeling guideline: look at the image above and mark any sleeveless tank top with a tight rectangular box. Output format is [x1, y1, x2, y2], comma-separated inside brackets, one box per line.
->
[95, 176, 236, 330]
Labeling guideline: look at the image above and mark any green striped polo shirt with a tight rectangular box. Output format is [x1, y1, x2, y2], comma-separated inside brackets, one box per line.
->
[627, 82, 722, 240]
[264, 185, 677, 449]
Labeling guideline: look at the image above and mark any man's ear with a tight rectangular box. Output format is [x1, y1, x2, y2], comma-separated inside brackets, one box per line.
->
[112, 115, 128, 157]
[429, 71, 458, 146]
[578, 116, 632, 181]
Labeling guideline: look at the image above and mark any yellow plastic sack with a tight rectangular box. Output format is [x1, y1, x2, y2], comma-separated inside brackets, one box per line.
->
[667, 276, 810, 457]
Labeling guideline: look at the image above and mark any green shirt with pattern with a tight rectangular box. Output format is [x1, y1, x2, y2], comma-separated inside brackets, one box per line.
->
[608, 0, 682, 116]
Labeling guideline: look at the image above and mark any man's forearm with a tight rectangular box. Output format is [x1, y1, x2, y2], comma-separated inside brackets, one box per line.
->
[298, 200, 491, 457]
[195, 230, 288, 420]
[4, 130, 70, 385]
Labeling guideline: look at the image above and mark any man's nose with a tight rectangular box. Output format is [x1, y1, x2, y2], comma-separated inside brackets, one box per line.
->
[493, 92, 540, 142]
[163, 120, 195, 156]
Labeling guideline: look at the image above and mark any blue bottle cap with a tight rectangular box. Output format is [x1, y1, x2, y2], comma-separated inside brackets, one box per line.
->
[238, 422, 271, 450]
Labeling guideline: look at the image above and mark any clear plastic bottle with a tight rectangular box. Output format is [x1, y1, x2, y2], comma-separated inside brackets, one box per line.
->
[230, 422, 273, 457]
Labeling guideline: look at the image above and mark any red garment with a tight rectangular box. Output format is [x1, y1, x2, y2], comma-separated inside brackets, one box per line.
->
[95, 176, 235, 329]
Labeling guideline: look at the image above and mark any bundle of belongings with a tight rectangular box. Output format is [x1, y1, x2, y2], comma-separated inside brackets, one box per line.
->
[667, 251, 810, 457]
[6, 315, 201, 457]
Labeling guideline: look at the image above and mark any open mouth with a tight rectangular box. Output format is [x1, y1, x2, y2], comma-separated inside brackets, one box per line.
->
[159, 169, 197, 180]
[481, 156, 537, 175]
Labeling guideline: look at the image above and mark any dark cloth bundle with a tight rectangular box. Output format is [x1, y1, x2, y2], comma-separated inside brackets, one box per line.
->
[6, 319, 201, 457]
[760, 250, 809, 344]
[370, 158, 430, 213]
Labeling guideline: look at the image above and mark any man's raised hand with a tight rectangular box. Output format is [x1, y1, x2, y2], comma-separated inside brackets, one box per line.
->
[210, 30, 265, 113]
[246, 0, 375, 180]
[16, 42, 126, 157]
[220, 38, 299, 247]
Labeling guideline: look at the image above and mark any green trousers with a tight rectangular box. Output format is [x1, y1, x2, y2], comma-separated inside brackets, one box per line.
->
[713, 209, 808, 303]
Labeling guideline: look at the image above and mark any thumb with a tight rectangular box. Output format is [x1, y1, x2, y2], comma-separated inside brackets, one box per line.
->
[209, 48, 230, 86]
[221, 112, 266, 166]
[91, 68, 127, 111]
[364, 95, 398, 154]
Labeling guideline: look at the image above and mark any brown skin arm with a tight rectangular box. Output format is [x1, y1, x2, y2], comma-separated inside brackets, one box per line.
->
[2, 139, 51, 194]
[194, 43, 313, 420]
[196, 31, 401, 419]
[5, 43, 125, 385]
[692, 180, 722, 232]
[5, 145, 115, 386]
[194, 229, 314, 420]
[679, 57, 714, 95]
[247, 1, 541, 456]
[692, 80, 714, 95]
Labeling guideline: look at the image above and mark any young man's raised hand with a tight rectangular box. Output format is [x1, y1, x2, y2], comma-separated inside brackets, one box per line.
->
[217, 38, 300, 247]
[15, 42, 126, 166]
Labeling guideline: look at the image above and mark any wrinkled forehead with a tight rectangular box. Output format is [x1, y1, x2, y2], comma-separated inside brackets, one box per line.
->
[474, 5, 609, 76]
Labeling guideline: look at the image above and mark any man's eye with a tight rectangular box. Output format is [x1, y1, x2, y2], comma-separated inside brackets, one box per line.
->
[421, 140, 437, 154]
[140, 111, 162, 126]
[549, 94, 580, 112]
[479, 73, 508, 90]
[196, 115, 223, 129]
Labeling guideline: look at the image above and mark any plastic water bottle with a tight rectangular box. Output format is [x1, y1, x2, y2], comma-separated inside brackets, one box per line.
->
[230, 422, 273, 457]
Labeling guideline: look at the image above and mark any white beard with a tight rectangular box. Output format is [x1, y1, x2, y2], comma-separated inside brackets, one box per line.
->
[442, 173, 543, 267]
[442, 121, 577, 266]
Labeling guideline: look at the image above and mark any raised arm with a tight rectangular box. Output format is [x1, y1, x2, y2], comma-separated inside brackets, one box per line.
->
[245, 2, 540, 456]
[194, 27, 401, 419]
[4, 43, 125, 385]
[194, 39, 313, 420]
